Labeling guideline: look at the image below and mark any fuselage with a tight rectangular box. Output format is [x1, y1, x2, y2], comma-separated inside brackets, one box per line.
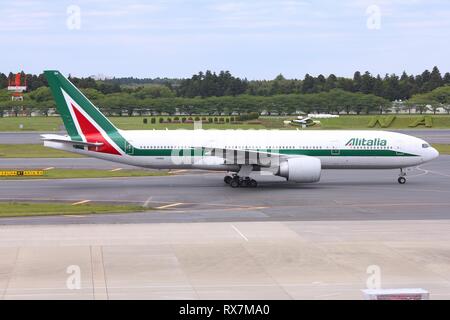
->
[46, 129, 439, 171]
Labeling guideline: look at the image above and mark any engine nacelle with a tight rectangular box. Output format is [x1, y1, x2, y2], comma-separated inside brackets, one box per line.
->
[278, 157, 321, 183]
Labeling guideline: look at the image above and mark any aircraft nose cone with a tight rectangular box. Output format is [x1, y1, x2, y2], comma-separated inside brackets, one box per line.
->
[431, 147, 439, 160]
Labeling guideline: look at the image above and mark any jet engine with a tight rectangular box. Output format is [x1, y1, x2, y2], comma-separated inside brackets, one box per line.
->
[277, 157, 321, 183]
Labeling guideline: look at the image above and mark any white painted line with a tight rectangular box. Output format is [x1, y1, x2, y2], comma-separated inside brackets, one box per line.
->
[110, 168, 122, 172]
[169, 169, 188, 174]
[143, 196, 153, 208]
[245, 206, 268, 210]
[428, 169, 450, 178]
[43, 167, 54, 171]
[408, 166, 429, 178]
[71, 200, 91, 206]
[63, 215, 86, 218]
[155, 202, 183, 209]
[231, 224, 249, 241]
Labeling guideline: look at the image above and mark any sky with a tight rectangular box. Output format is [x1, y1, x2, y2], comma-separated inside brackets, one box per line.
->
[1, 0, 449, 79]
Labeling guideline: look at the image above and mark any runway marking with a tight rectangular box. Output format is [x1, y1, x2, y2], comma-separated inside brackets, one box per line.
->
[143, 196, 153, 208]
[63, 215, 86, 218]
[110, 168, 122, 172]
[427, 169, 450, 178]
[244, 206, 267, 210]
[155, 202, 184, 209]
[169, 169, 188, 174]
[43, 167, 54, 171]
[408, 166, 429, 178]
[231, 224, 249, 241]
[71, 200, 91, 206]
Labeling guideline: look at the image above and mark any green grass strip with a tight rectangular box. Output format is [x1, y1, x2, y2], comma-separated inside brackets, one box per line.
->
[0, 201, 147, 218]
[433, 144, 450, 155]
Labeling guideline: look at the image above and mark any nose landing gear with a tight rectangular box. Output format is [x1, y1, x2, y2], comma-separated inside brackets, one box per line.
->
[398, 168, 407, 184]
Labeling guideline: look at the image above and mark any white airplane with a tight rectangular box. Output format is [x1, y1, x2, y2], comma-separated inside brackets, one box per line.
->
[290, 117, 319, 127]
[42, 70, 439, 188]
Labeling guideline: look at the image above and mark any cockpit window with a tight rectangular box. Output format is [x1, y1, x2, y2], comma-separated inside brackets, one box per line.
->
[422, 143, 430, 148]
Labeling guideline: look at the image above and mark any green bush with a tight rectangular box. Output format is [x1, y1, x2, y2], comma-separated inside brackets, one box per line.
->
[238, 112, 260, 121]
[367, 115, 396, 128]
[408, 116, 433, 128]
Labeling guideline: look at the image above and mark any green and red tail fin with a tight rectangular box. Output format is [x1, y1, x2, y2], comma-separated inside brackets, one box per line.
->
[44, 70, 126, 155]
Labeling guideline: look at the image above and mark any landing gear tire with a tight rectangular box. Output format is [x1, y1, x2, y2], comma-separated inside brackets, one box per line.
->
[249, 179, 257, 188]
[242, 177, 251, 187]
[224, 176, 232, 184]
[230, 179, 240, 188]
[398, 168, 407, 184]
[227, 175, 257, 188]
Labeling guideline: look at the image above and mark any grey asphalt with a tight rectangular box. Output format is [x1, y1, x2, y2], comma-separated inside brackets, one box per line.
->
[1, 129, 450, 144]
[392, 129, 450, 144]
[0, 131, 66, 144]
[0, 155, 449, 225]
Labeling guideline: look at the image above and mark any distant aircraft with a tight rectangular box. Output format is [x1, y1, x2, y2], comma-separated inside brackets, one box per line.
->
[290, 116, 319, 127]
[42, 70, 439, 188]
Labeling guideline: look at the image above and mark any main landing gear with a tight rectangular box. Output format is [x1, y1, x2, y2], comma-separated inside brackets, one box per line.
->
[398, 168, 407, 184]
[224, 175, 258, 188]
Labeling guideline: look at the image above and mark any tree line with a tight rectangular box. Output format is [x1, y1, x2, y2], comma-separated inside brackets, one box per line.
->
[1, 66, 449, 100]
[1, 67, 450, 117]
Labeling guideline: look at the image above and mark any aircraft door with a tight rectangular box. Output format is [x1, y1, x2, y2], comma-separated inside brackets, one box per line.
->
[125, 141, 134, 155]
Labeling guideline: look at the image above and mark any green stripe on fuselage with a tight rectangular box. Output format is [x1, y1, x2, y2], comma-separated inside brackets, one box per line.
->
[126, 148, 418, 157]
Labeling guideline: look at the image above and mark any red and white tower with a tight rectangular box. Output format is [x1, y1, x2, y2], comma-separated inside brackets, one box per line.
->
[7, 73, 27, 101]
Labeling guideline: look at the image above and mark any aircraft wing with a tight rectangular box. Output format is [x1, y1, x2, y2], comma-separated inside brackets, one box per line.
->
[40, 134, 104, 147]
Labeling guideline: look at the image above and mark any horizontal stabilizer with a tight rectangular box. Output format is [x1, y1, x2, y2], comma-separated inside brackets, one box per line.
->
[40, 134, 104, 147]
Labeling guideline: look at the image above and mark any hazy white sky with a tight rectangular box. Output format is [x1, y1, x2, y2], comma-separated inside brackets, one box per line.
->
[1, 0, 449, 79]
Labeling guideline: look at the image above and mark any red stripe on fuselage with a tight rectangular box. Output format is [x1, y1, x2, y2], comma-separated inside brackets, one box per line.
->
[71, 104, 121, 155]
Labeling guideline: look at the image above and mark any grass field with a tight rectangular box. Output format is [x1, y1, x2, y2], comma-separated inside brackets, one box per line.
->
[0, 117, 63, 131]
[2, 115, 450, 131]
[0, 168, 169, 180]
[433, 144, 450, 155]
[0, 144, 83, 158]
[0, 201, 147, 218]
